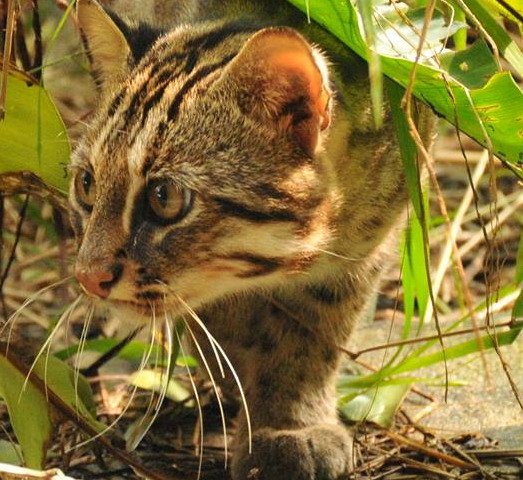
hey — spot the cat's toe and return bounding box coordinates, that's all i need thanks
[232,424,353,480]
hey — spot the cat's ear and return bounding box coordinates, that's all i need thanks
[76,0,132,91]
[224,27,332,157]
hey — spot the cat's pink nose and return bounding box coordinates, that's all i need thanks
[75,268,115,299]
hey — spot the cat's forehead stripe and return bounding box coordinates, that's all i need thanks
[165,53,236,121]
[101,23,257,155]
[104,22,252,130]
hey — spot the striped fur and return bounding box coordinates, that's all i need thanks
[71,1,434,479]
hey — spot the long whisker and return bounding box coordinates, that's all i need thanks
[174,294,252,454]
[20,295,83,398]
[312,247,361,262]
[127,307,174,450]
[155,280,226,378]
[1,275,73,341]
[173,314,204,480]
[69,309,158,452]
[183,316,228,468]
[126,304,160,450]
[74,303,95,407]
[44,299,85,400]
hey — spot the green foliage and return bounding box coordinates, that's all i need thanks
[130,369,193,404]
[0,74,70,193]
[338,383,410,428]
[0,440,22,465]
[0,354,51,469]
[55,338,198,367]
[289,0,523,174]
[461,0,523,72]
[0,352,101,468]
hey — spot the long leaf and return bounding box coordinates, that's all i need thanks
[0,350,103,469]
[0,354,51,469]
[0,75,70,193]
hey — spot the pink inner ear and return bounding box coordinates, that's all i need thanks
[227,28,331,156]
[269,43,331,155]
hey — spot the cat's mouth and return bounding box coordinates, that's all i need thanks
[106,298,182,320]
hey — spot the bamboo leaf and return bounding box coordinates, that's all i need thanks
[339,318,521,390]
[130,369,193,405]
[0,440,22,465]
[0,350,104,469]
[0,75,70,193]
[0,353,52,469]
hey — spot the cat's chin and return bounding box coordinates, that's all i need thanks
[105,299,180,325]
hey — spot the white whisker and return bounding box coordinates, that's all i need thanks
[155,280,226,378]
[173,314,204,480]
[174,295,252,454]
[126,305,160,450]
[183,316,228,468]
[74,303,95,405]
[1,276,73,341]
[312,247,361,262]
[20,295,83,399]
[69,309,157,452]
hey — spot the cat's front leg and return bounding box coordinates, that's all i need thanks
[227,300,354,480]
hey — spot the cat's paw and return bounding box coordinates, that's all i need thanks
[231,424,353,480]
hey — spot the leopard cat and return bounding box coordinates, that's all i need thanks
[71,0,434,478]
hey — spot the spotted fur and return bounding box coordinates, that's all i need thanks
[71,1,434,479]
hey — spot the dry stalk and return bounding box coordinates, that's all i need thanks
[0,0,15,119]
[401,0,449,401]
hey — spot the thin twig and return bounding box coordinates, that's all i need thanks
[0,195,29,318]
[423,149,491,383]
[30,0,42,82]
[0,197,6,319]
[386,430,478,470]
[345,319,518,359]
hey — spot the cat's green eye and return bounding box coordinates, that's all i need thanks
[147,180,193,223]
[75,169,96,210]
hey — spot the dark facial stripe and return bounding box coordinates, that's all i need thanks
[212,195,298,223]
[107,89,125,117]
[167,54,237,121]
[184,21,260,52]
[218,252,283,278]
[140,121,169,176]
[140,62,188,125]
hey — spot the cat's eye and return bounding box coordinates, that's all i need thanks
[75,169,96,210]
[147,180,193,223]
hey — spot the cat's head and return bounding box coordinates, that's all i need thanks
[71,0,337,320]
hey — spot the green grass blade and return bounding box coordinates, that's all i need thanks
[461,0,523,76]
[356,0,383,128]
